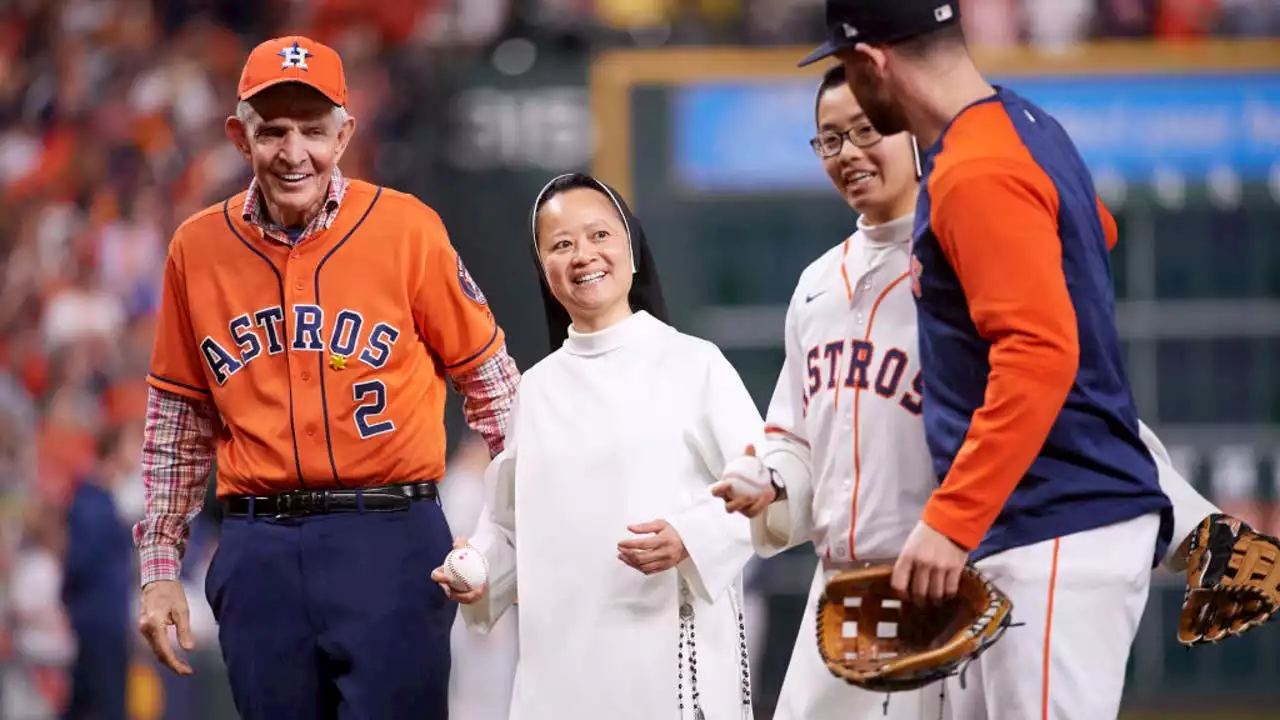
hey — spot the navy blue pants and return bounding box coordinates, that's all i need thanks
[205,498,455,719]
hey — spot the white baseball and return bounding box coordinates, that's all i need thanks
[444,547,489,592]
[721,455,770,497]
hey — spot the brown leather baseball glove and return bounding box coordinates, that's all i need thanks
[1179,513,1280,646]
[816,564,1014,693]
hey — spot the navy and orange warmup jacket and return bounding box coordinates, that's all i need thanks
[910,86,1174,564]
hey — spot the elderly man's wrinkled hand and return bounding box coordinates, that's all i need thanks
[139,580,196,675]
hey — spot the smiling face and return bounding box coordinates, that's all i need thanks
[816,81,919,225]
[225,83,355,227]
[534,186,634,334]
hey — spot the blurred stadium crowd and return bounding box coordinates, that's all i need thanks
[0,0,1276,718]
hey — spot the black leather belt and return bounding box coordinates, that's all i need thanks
[223,481,439,519]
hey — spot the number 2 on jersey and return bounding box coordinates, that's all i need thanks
[353,380,395,438]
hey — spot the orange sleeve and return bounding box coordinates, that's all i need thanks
[920,159,1080,550]
[147,238,212,400]
[1097,195,1118,251]
[411,206,504,375]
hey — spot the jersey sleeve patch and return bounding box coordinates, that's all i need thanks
[457,256,487,306]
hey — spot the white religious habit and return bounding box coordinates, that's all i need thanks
[461,310,760,719]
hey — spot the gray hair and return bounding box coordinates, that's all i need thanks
[235,100,350,130]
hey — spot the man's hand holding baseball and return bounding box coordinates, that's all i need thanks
[618,520,687,574]
[892,520,969,606]
[139,579,195,675]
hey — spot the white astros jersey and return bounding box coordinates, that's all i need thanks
[762,213,934,564]
[757,213,948,720]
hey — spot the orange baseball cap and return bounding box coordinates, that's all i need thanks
[237,36,347,106]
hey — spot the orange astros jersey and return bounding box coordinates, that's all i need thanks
[148,179,503,497]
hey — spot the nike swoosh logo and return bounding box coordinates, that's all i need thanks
[805,291,827,303]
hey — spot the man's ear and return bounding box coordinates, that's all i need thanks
[225,116,251,161]
[333,115,358,165]
[854,42,889,77]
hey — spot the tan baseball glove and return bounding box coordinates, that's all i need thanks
[816,564,1014,693]
[1179,513,1280,646]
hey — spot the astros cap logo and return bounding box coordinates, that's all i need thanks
[278,41,311,70]
[238,35,347,106]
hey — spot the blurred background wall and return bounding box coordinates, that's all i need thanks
[0,0,1277,718]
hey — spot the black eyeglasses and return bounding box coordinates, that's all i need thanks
[809,122,884,158]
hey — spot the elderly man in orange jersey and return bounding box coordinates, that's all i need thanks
[133,36,519,719]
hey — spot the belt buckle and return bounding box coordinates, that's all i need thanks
[274,491,321,519]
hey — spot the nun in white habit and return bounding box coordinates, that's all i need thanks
[436,173,761,719]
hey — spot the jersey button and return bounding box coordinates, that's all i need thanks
[294,282,304,291]
[307,427,316,437]
[301,371,311,381]
[855,312,865,323]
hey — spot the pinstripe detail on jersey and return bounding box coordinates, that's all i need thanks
[839,237,855,302]
[849,271,911,561]
[314,186,383,486]
[223,198,307,488]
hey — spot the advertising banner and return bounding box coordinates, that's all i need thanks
[672,73,1280,192]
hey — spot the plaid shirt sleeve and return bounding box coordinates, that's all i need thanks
[133,385,219,587]
[450,342,521,457]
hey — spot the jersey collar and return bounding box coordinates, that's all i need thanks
[242,166,349,246]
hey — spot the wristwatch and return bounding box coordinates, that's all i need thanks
[767,466,787,503]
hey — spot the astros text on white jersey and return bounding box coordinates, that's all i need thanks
[760,213,935,564]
